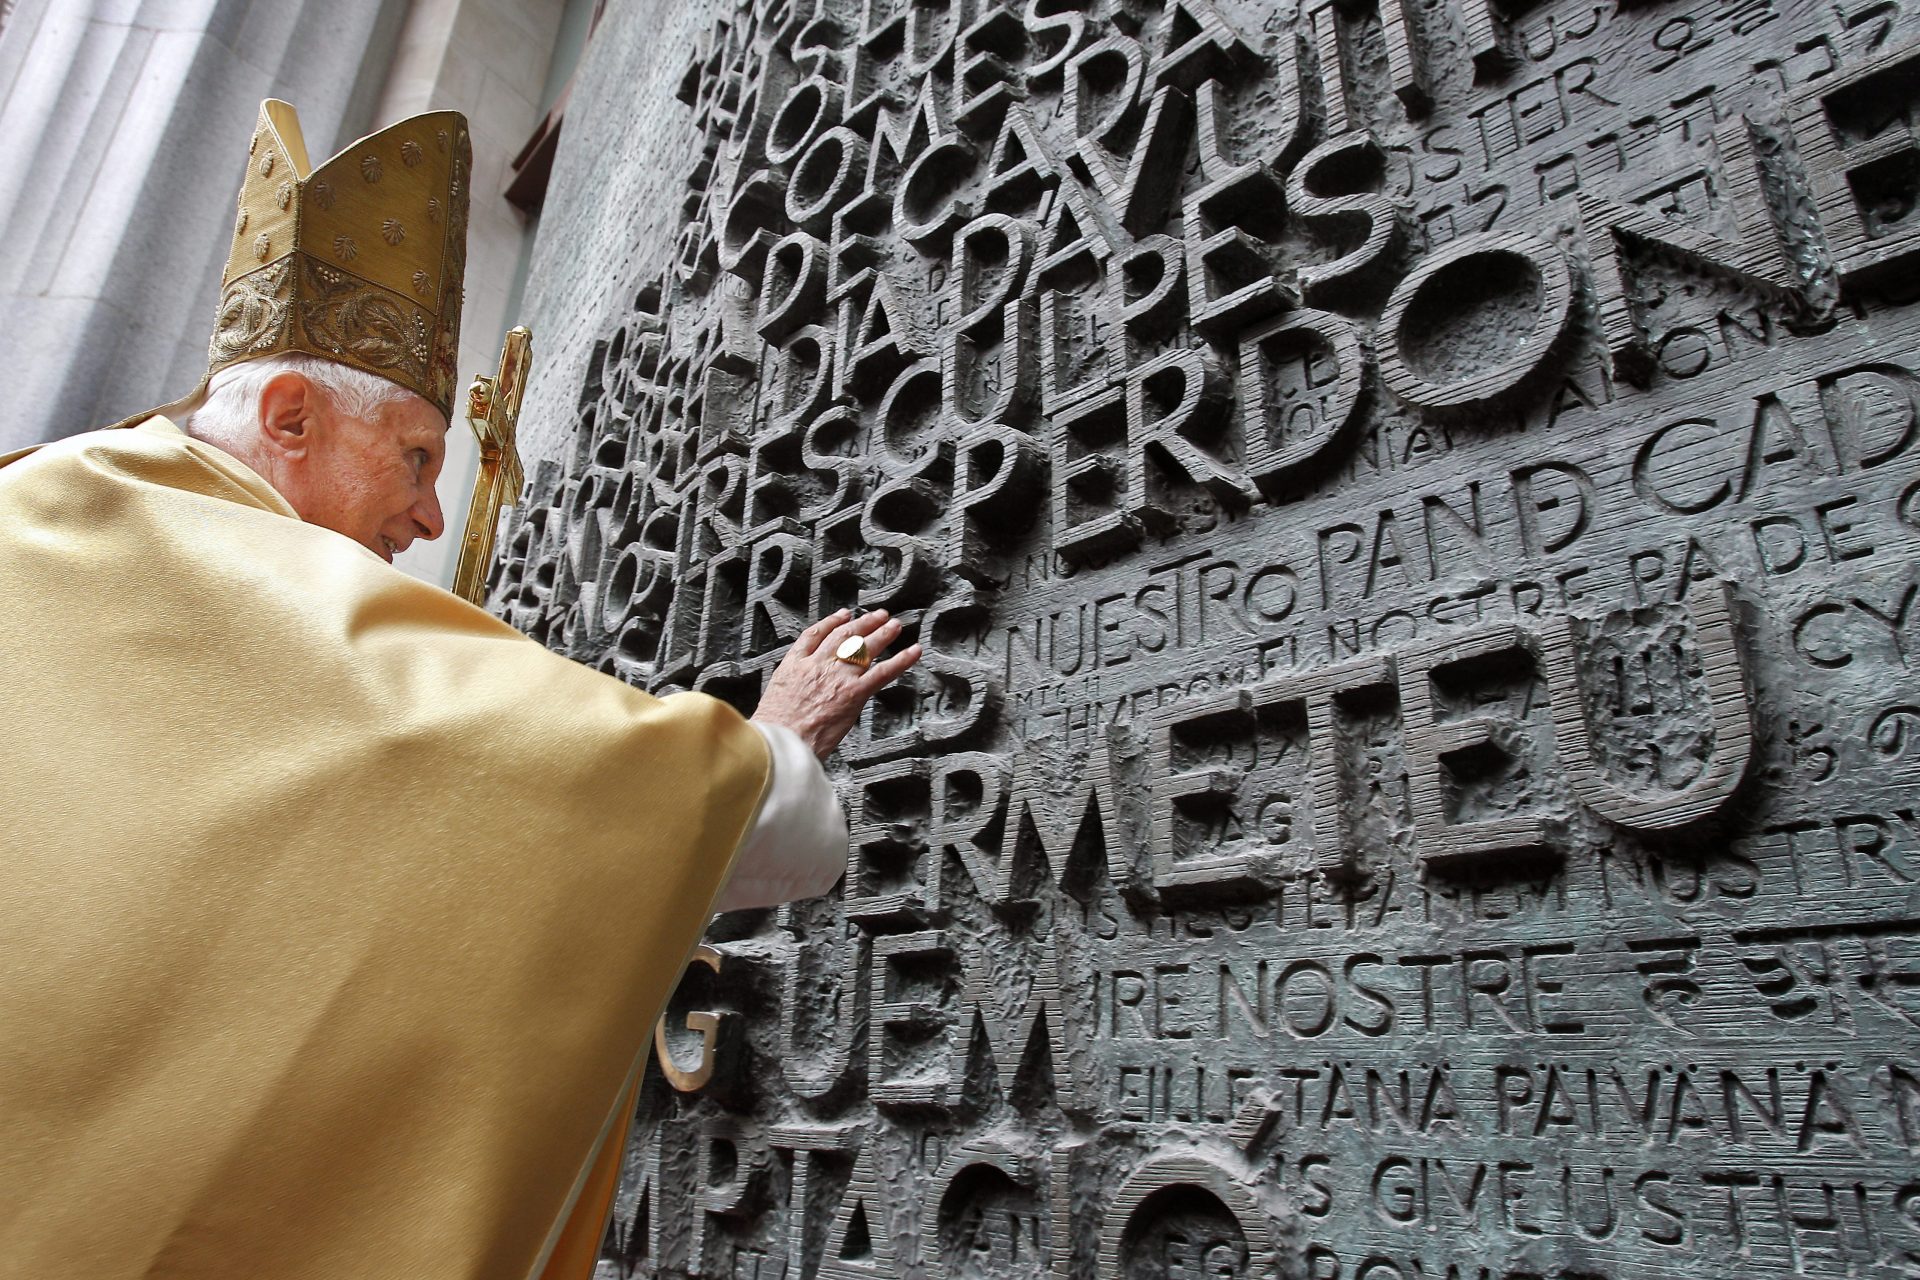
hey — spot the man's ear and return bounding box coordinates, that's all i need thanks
[256,372,323,459]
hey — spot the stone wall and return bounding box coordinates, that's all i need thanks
[505,1,1920,1275]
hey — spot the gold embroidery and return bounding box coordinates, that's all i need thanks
[300,258,433,386]
[209,254,438,399]
[209,257,296,366]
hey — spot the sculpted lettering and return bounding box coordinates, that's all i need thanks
[507,4,1920,1276]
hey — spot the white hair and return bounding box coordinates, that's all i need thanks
[184,353,418,444]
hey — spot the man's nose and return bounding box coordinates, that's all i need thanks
[413,487,445,542]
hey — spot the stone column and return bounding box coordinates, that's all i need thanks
[0,0,410,451]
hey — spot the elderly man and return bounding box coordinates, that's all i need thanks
[0,103,906,1278]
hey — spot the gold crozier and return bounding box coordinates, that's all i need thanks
[453,326,531,606]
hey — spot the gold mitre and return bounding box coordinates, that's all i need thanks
[121,100,472,427]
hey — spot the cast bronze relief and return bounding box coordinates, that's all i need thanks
[495,2,1920,1275]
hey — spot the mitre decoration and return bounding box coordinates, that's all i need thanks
[218,99,472,417]
[115,99,472,428]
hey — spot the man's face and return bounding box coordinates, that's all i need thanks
[257,373,449,563]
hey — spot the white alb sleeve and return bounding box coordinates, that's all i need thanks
[712,722,849,913]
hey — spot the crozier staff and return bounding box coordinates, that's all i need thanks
[0,101,915,1280]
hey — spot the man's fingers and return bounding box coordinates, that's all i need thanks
[794,608,850,658]
[845,608,893,638]
[823,608,889,654]
[860,617,904,658]
[863,643,921,688]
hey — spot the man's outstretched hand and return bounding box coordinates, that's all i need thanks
[752,609,922,760]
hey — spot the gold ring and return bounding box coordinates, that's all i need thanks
[834,635,872,670]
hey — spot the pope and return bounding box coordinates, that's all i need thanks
[0,102,914,1277]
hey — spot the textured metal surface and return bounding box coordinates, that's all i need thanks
[502,1,1920,1275]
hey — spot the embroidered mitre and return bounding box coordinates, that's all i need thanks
[217,100,472,417]
[115,100,472,427]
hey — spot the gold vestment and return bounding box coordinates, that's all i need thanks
[0,420,768,1277]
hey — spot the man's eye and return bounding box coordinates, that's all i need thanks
[411,449,429,472]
